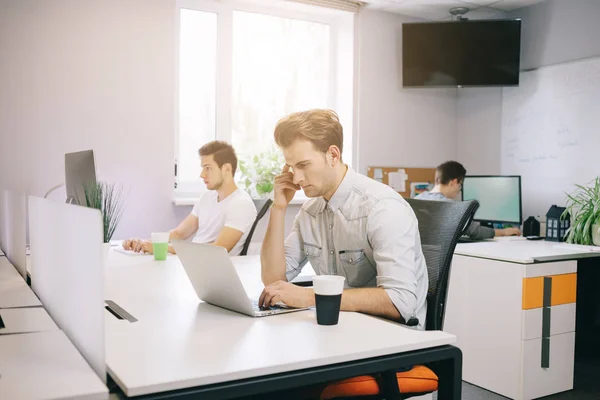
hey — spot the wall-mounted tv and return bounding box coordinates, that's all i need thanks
[402,19,521,88]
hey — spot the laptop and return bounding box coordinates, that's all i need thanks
[172,240,308,317]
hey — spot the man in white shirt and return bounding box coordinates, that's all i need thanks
[123,141,257,256]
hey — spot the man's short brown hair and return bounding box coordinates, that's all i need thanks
[435,161,467,185]
[274,109,343,155]
[199,141,238,175]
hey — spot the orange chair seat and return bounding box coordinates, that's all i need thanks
[320,365,438,399]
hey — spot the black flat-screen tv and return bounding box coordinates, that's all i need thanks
[402,19,521,88]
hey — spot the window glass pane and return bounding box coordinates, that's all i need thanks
[178,9,217,182]
[231,11,330,158]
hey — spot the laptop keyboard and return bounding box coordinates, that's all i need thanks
[251,299,279,311]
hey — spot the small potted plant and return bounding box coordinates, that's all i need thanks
[238,147,285,199]
[562,177,600,246]
[79,182,126,258]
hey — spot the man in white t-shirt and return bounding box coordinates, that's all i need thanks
[123,141,257,256]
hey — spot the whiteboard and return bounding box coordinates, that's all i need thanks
[501,56,600,220]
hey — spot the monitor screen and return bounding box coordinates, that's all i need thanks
[461,176,522,225]
[65,150,97,206]
[402,19,521,87]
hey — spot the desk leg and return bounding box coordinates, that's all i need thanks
[436,346,462,400]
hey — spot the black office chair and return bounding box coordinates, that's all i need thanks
[240,198,272,256]
[407,198,479,332]
[320,198,479,400]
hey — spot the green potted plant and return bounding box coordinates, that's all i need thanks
[78,182,126,261]
[562,177,600,246]
[238,147,285,199]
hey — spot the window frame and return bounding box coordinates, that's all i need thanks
[174,0,356,203]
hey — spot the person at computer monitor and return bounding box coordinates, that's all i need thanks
[259,109,428,329]
[122,141,257,256]
[416,161,520,240]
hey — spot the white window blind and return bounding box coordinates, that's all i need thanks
[287,0,362,13]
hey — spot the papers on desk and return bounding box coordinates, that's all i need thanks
[113,247,150,256]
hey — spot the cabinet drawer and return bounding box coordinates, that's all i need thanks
[522,273,577,310]
[522,332,575,400]
[521,303,576,340]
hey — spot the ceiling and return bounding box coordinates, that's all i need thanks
[362,0,547,21]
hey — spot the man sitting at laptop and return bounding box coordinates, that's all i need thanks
[123,141,257,256]
[259,110,428,328]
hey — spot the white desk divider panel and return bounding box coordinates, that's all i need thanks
[0,190,4,253]
[0,307,58,335]
[0,330,108,400]
[28,196,106,382]
[1,190,27,279]
[0,253,41,308]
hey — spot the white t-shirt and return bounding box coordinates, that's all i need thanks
[190,189,257,256]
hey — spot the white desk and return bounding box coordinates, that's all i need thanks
[446,239,600,400]
[455,239,600,264]
[0,307,58,335]
[0,330,108,399]
[0,257,41,308]
[105,251,461,399]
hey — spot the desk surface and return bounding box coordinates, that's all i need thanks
[104,251,456,397]
[0,257,41,308]
[455,239,600,264]
[0,330,108,400]
[0,307,58,335]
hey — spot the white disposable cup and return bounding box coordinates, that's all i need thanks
[313,275,345,295]
[151,232,170,243]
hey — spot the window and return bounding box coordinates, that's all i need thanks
[175,0,355,200]
[178,9,217,183]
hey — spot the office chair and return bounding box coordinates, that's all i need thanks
[320,198,479,400]
[240,198,272,256]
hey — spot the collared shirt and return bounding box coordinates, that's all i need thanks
[284,167,428,329]
[415,191,495,240]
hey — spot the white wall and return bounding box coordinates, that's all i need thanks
[457,0,600,185]
[513,0,600,71]
[456,88,503,174]
[356,10,458,175]
[0,0,190,240]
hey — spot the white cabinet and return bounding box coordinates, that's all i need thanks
[444,255,576,400]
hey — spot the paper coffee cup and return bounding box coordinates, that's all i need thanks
[313,275,345,325]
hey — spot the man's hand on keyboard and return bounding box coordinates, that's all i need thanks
[258,281,315,309]
[123,238,153,254]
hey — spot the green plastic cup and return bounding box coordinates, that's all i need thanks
[151,232,169,261]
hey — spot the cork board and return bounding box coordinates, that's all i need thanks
[367,166,436,198]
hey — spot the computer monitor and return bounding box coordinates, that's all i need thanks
[461,175,522,227]
[65,150,97,205]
